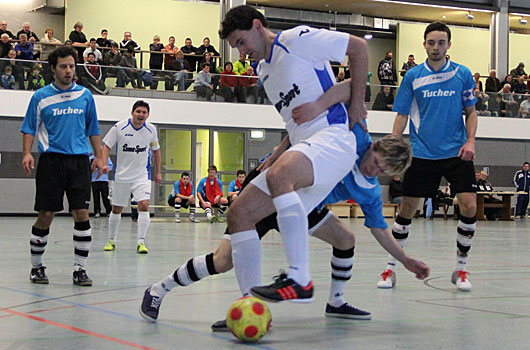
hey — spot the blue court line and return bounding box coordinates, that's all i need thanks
[0,286,278,350]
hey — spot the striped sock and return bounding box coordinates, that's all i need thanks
[205,207,212,219]
[455,215,476,271]
[329,247,354,307]
[189,206,196,219]
[386,215,411,272]
[30,226,49,267]
[174,202,181,219]
[73,221,91,271]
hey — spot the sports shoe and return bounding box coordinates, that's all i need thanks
[73,269,93,286]
[30,266,49,284]
[377,269,396,289]
[139,288,162,322]
[103,240,116,251]
[451,270,472,292]
[137,243,149,254]
[211,319,229,332]
[250,272,313,303]
[94,213,101,218]
[325,303,372,320]
[190,217,200,223]
[215,216,224,223]
[208,215,214,223]
[175,216,181,223]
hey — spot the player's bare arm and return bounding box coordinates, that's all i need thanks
[101,144,112,174]
[89,135,105,178]
[458,105,477,161]
[257,134,291,171]
[22,133,35,175]
[346,34,368,130]
[153,149,162,184]
[392,113,409,137]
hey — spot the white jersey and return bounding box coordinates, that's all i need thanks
[257,26,350,145]
[103,118,160,182]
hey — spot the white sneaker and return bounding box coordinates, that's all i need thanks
[94,213,101,218]
[190,217,200,223]
[174,216,181,223]
[451,270,472,292]
[377,269,396,289]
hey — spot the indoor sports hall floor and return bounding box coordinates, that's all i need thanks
[1,216,529,349]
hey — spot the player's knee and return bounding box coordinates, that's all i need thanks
[137,202,149,211]
[459,201,476,216]
[335,232,355,250]
[175,197,182,203]
[36,211,54,228]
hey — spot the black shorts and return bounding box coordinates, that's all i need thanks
[167,196,192,209]
[255,207,330,239]
[199,200,223,210]
[35,153,92,212]
[402,157,477,198]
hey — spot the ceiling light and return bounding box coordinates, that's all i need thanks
[521,17,528,25]
[466,12,474,20]
[442,15,446,19]
[364,34,373,40]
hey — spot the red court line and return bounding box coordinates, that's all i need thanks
[0,307,158,350]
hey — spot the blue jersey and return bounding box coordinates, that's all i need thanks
[321,123,388,229]
[20,82,100,155]
[228,179,242,193]
[89,155,113,182]
[168,180,195,200]
[197,177,224,199]
[392,60,476,160]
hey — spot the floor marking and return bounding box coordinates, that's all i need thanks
[413,300,530,318]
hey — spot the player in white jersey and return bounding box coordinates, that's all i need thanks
[101,100,161,254]
[218,5,368,302]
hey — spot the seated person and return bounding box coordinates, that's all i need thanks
[488,93,506,117]
[0,33,13,59]
[238,66,258,103]
[197,51,218,91]
[196,165,228,223]
[168,172,199,223]
[511,75,528,96]
[104,43,127,87]
[1,49,24,89]
[477,170,501,221]
[227,170,246,204]
[15,33,34,66]
[219,62,238,102]
[26,64,45,91]
[233,53,249,75]
[119,46,144,89]
[519,94,530,118]
[499,84,518,117]
[474,89,491,116]
[96,29,113,48]
[83,38,103,63]
[372,85,394,111]
[389,175,402,205]
[193,63,214,101]
[79,52,107,94]
[1,65,15,89]
[167,50,191,91]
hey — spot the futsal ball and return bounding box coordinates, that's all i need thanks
[226,296,272,342]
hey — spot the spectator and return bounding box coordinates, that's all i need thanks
[336,70,345,82]
[120,31,140,52]
[96,29,113,48]
[473,72,483,92]
[196,37,219,58]
[488,93,505,117]
[197,51,218,91]
[400,54,417,77]
[39,28,61,61]
[389,176,403,205]
[499,83,518,117]
[1,49,24,89]
[377,51,397,89]
[233,53,249,75]
[372,85,394,111]
[163,36,178,71]
[69,22,88,62]
[485,69,502,93]
[79,52,106,94]
[514,162,530,218]
[500,75,514,90]
[120,45,144,88]
[169,50,191,91]
[477,170,501,221]
[83,38,103,63]
[26,64,45,91]
[474,89,491,116]
[17,22,39,60]
[512,75,528,95]
[193,62,213,101]
[227,170,246,203]
[15,34,34,65]
[509,62,526,78]
[519,94,530,117]
[0,20,15,40]
[220,61,238,102]
[0,33,13,58]
[149,35,164,89]
[64,40,73,46]
[1,65,15,89]
[180,37,198,72]
[238,66,258,103]
[104,43,126,87]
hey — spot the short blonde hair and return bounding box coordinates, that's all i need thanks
[372,135,412,176]
[74,21,83,29]
[153,35,160,41]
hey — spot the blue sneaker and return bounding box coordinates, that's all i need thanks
[139,288,162,322]
[325,303,372,320]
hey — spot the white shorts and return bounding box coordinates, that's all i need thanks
[251,126,356,214]
[110,180,151,207]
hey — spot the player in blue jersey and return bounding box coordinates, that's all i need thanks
[374,22,478,292]
[168,172,199,223]
[196,165,229,223]
[20,46,105,287]
[89,153,113,218]
[227,170,246,203]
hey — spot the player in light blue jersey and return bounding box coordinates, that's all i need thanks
[20,46,105,287]
[167,172,199,223]
[227,170,246,204]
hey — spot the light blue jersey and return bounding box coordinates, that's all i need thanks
[168,179,195,201]
[21,82,100,155]
[228,179,242,193]
[89,155,113,182]
[197,177,223,199]
[321,123,388,229]
[392,60,476,160]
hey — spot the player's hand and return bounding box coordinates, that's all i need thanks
[214,196,220,204]
[403,258,430,280]
[92,157,106,179]
[458,141,475,161]
[348,102,368,131]
[155,173,162,185]
[292,101,324,125]
[257,152,279,171]
[22,153,34,176]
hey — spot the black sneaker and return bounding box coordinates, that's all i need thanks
[30,266,49,284]
[250,272,313,303]
[139,288,162,322]
[211,319,228,332]
[325,303,372,320]
[72,269,93,286]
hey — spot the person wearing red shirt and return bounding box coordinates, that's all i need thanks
[238,66,258,103]
[220,61,238,102]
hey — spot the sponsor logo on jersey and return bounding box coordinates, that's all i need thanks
[125,133,134,137]
[422,89,456,98]
[122,144,148,154]
[299,29,310,36]
[275,83,301,113]
[51,106,84,116]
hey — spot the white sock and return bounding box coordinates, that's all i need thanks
[151,274,178,298]
[231,230,261,296]
[386,221,409,272]
[273,192,310,286]
[138,211,150,244]
[109,212,121,241]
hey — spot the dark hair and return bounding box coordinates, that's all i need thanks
[169,36,175,40]
[126,45,135,53]
[236,170,246,176]
[32,64,40,71]
[111,42,118,48]
[89,38,96,43]
[201,62,209,69]
[219,5,268,39]
[48,46,78,68]
[224,61,233,70]
[132,100,150,113]
[181,171,190,178]
[524,162,530,166]
[208,165,218,172]
[408,54,414,57]
[64,39,72,45]
[185,37,191,41]
[87,52,95,57]
[424,21,451,42]
[101,29,108,34]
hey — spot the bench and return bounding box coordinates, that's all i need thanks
[326,202,398,219]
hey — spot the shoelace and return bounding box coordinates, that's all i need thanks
[380,270,392,280]
[35,267,46,278]
[270,271,289,288]
[458,271,469,282]
[150,297,161,309]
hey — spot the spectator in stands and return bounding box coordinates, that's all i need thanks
[220,61,238,102]
[120,46,144,89]
[120,31,140,52]
[500,75,514,90]
[400,54,417,77]
[180,38,198,72]
[488,93,505,117]
[39,28,61,61]
[15,34,34,67]
[499,84,518,117]
[519,94,530,117]
[336,70,345,82]
[233,53,249,75]
[514,162,530,218]
[1,49,24,89]
[198,51,218,91]
[83,38,102,63]
[477,170,501,221]
[79,52,106,94]
[372,85,394,111]
[510,62,526,78]
[485,69,502,93]
[389,176,403,205]
[474,89,491,116]
[196,37,219,58]
[473,72,483,91]
[169,50,191,91]
[163,36,178,71]
[512,75,528,95]
[228,170,246,204]
[96,29,113,48]
[17,22,39,60]
[377,51,397,89]
[1,65,15,89]
[104,43,126,87]
[238,66,258,103]
[0,33,13,58]
[64,40,73,46]
[0,20,15,40]
[69,22,88,62]
[149,35,164,90]
[197,165,228,223]
[193,62,213,101]
[27,64,45,91]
